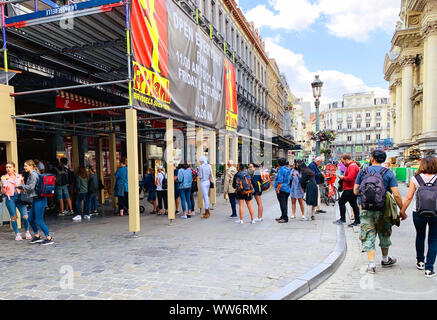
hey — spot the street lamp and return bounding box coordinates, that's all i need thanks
[311,75,324,156]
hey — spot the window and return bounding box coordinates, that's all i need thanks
[376,111,381,117]
[225,19,229,42]
[347,123,352,129]
[366,112,371,118]
[366,135,371,141]
[357,122,361,129]
[376,134,381,140]
[366,123,371,128]
[338,123,342,130]
[211,1,215,26]
[347,136,352,142]
[376,122,381,128]
[218,10,222,34]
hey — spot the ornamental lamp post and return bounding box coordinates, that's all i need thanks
[311,75,324,156]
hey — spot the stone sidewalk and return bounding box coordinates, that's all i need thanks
[0,190,339,300]
[301,183,437,300]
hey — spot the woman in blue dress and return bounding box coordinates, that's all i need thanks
[290,161,305,220]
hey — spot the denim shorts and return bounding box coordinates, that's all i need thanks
[56,185,70,200]
[147,190,157,201]
[360,210,392,251]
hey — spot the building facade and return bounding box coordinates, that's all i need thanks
[267,58,285,137]
[322,92,391,161]
[384,0,437,155]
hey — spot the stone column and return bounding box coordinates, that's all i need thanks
[389,83,396,142]
[394,79,402,146]
[422,23,437,144]
[401,57,415,145]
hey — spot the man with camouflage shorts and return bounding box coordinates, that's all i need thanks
[354,150,404,274]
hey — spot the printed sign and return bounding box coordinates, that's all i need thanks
[131,0,237,130]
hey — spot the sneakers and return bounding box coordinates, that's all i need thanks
[311,216,315,221]
[417,262,425,270]
[366,266,376,274]
[381,257,397,267]
[251,220,256,224]
[316,210,327,214]
[25,231,32,240]
[235,220,244,224]
[254,217,263,222]
[348,221,360,227]
[229,214,238,218]
[301,216,309,221]
[15,233,23,241]
[72,215,82,222]
[83,215,91,221]
[333,219,346,225]
[277,219,288,223]
[181,215,188,219]
[425,270,436,278]
[29,236,43,244]
[58,212,65,217]
[41,237,54,246]
[291,216,296,219]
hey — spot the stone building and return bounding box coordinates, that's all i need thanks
[322,92,391,161]
[384,0,437,155]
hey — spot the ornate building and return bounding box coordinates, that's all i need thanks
[384,0,437,154]
[322,92,391,161]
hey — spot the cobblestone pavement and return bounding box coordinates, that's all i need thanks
[0,190,338,300]
[302,183,437,300]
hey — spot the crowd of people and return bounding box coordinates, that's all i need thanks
[1,150,436,279]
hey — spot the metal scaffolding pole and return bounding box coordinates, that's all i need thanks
[16,117,112,134]
[1,2,8,85]
[72,117,164,127]
[10,79,130,97]
[16,123,107,138]
[11,105,131,119]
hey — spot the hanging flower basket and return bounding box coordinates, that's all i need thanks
[309,129,337,144]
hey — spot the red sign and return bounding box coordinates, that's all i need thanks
[55,91,121,115]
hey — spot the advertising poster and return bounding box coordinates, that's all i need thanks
[131,0,237,130]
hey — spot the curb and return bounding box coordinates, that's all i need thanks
[266,205,347,300]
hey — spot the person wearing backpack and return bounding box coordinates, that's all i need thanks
[299,162,318,221]
[52,159,73,217]
[250,163,264,222]
[354,149,403,274]
[190,165,198,214]
[400,155,437,278]
[156,166,168,215]
[18,160,53,245]
[290,161,305,220]
[232,163,255,224]
[274,158,291,224]
[224,160,238,218]
[333,154,360,226]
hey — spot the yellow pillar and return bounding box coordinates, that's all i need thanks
[96,138,105,204]
[126,108,140,233]
[109,133,117,209]
[196,127,204,211]
[72,136,79,173]
[224,134,230,200]
[0,85,20,229]
[209,130,216,205]
[231,134,238,163]
[166,119,175,221]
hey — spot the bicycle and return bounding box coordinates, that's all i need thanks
[321,177,339,206]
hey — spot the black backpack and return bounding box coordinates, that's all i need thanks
[54,166,68,186]
[415,175,437,218]
[359,168,389,211]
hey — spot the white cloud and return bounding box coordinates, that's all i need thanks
[245,0,320,32]
[265,38,388,105]
[245,0,399,42]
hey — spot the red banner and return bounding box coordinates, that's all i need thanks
[55,91,121,115]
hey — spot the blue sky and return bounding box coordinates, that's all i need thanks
[237,0,400,104]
